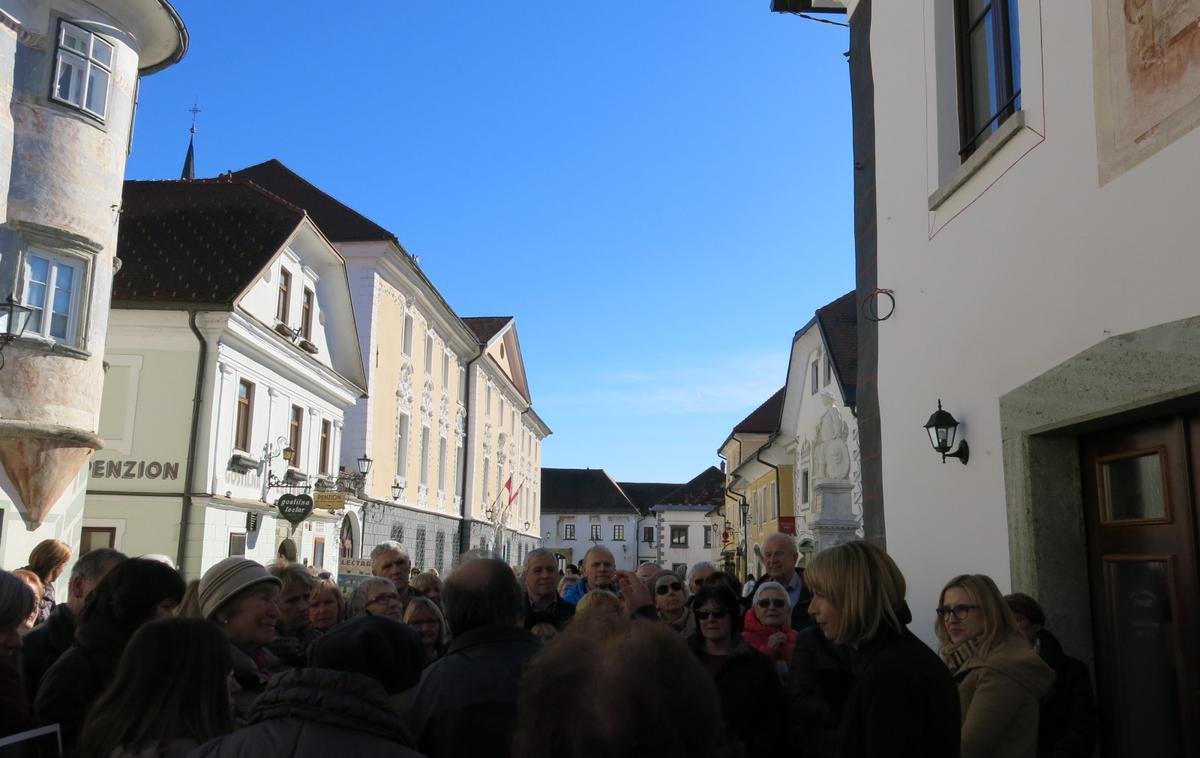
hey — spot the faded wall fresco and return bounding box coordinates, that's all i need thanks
[1094,0,1200,182]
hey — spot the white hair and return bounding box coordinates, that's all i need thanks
[370,541,409,562]
[686,561,716,584]
[752,580,792,608]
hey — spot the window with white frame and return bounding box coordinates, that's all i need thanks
[424,333,434,372]
[811,360,820,395]
[704,526,712,548]
[395,413,409,480]
[824,356,832,386]
[52,21,113,119]
[670,526,688,547]
[454,440,464,498]
[419,427,430,487]
[770,481,778,520]
[590,524,602,541]
[643,526,654,544]
[437,437,446,493]
[564,523,575,540]
[22,252,84,345]
[801,469,810,505]
[482,458,490,501]
[402,313,413,355]
[458,366,466,402]
[442,351,450,387]
[613,524,625,541]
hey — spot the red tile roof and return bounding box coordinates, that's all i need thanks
[114,179,305,305]
[815,290,858,407]
[462,316,513,345]
[732,387,786,435]
[231,159,397,244]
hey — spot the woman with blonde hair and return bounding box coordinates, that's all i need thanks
[308,577,346,634]
[804,540,960,758]
[410,571,443,608]
[23,538,71,625]
[404,595,449,664]
[936,574,1055,758]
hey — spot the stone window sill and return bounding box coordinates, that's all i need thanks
[929,110,1026,211]
[9,334,91,360]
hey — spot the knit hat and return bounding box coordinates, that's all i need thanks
[310,615,426,694]
[198,557,281,620]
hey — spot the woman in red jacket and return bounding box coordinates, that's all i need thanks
[741,581,797,677]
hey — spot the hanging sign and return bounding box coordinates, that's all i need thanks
[277,493,314,525]
[778,516,797,535]
[313,491,346,511]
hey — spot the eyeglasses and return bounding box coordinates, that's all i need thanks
[695,610,728,620]
[935,604,979,621]
[367,592,402,607]
[656,582,684,595]
[756,598,787,609]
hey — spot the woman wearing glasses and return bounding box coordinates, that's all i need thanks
[742,581,797,676]
[650,569,696,638]
[936,574,1054,758]
[349,577,405,622]
[805,540,959,758]
[689,583,784,754]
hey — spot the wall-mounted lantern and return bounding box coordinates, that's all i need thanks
[0,294,33,369]
[924,400,969,464]
[391,482,403,500]
[357,455,372,476]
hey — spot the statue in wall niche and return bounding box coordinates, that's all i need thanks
[812,393,851,482]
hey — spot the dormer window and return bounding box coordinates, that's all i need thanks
[52,21,113,120]
[276,269,291,325]
[301,288,314,340]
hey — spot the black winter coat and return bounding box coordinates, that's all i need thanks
[786,625,855,758]
[188,668,426,758]
[405,624,541,758]
[1035,630,1098,758]
[690,635,785,755]
[836,626,961,758]
[743,570,816,633]
[521,592,575,630]
[21,604,75,702]
[35,614,128,754]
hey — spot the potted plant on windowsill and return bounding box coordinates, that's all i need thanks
[298,338,319,355]
[274,322,296,340]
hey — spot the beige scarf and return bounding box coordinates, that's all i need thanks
[942,637,979,674]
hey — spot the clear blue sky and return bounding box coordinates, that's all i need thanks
[127,2,854,484]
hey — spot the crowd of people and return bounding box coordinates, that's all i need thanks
[0,534,1099,757]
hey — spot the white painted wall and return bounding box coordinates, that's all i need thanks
[539,512,638,570]
[869,0,1200,642]
[651,507,716,575]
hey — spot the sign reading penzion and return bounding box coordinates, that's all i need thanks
[90,459,181,480]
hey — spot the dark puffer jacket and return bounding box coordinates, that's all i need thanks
[690,634,785,754]
[188,668,426,758]
[785,626,855,758]
[35,613,127,753]
[1033,630,1096,758]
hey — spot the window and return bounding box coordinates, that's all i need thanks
[80,526,116,553]
[613,524,625,541]
[415,526,427,568]
[340,516,354,559]
[22,252,83,344]
[824,356,832,386]
[419,427,430,486]
[319,419,331,475]
[52,21,113,119]
[235,380,254,452]
[564,523,575,540]
[390,524,404,543]
[811,360,819,395]
[437,438,446,492]
[955,0,1021,160]
[801,469,810,505]
[458,366,467,402]
[704,526,712,548]
[288,405,303,467]
[482,458,490,500]
[313,537,325,569]
[486,384,493,414]
[395,414,409,479]
[643,526,654,544]
[442,352,450,386]
[435,531,446,572]
[770,482,778,520]
[301,288,314,340]
[670,526,688,547]
[276,269,291,324]
[454,441,464,497]
[402,313,413,355]
[424,333,434,372]
[228,532,247,557]
[590,524,602,541]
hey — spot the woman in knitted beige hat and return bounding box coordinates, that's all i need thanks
[197,557,282,724]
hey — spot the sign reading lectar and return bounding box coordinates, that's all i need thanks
[313,491,346,511]
[277,494,314,526]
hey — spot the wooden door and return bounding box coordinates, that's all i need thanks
[1080,414,1200,758]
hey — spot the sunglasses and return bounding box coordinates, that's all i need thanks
[695,609,728,621]
[756,598,787,609]
[656,582,683,595]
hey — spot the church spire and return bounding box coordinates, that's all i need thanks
[181,99,200,180]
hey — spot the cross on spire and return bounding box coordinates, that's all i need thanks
[181,98,199,180]
[188,99,201,134]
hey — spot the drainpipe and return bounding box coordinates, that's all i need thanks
[717,436,744,574]
[755,435,782,527]
[457,350,482,559]
[179,311,209,572]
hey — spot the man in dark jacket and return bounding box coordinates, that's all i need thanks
[190,616,427,757]
[520,548,574,629]
[743,533,814,632]
[21,548,123,701]
[406,557,541,758]
[1005,593,1098,758]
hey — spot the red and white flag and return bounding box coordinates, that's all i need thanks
[508,478,523,506]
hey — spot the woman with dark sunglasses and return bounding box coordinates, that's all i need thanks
[649,570,695,638]
[689,584,784,754]
[742,581,797,677]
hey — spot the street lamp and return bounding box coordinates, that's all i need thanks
[391,482,403,500]
[356,455,372,475]
[924,400,969,464]
[0,294,33,370]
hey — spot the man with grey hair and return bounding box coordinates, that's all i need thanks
[22,547,125,699]
[370,540,413,611]
[686,561,717,595]
[406,557,540,758]
[520,548,573,629]
[743,533,813,631]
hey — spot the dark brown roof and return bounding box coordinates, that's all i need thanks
[618,481,684,516]
[114,179,305,304]
[541,468,640,516]
[462,316,512,344]
[231,159,397,244]
[658,466,726,507]
[815,290,858,407]
[732,387,785,435]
